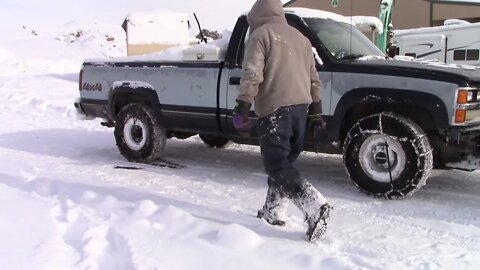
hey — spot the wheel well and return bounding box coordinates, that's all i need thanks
[340,101,436,145]
[112,92,152,119]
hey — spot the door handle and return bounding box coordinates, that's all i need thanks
[229,77,241,85]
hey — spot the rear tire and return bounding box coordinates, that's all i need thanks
[343,112,433,199]
[114,103,166,162]
[199,134,230,148]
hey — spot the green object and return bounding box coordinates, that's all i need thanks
[376,0,394,53]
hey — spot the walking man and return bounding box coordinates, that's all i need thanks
[232,0,333,242]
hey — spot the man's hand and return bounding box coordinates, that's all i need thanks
[308,114,327,138]
[307,101,327,139]
[233,100,253,136]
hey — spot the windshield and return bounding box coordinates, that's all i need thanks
[304,18,385,61]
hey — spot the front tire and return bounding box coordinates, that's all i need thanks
[343,113,433,199]
[114,103,166,162]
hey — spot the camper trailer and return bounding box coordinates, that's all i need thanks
[392,20,480,66]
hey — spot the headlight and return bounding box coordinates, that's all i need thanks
[467,91,474,102]
[455,88,480,124]
[457,88,478,104]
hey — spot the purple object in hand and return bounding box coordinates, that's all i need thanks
[233,100,253,136]
[233,114,253,135]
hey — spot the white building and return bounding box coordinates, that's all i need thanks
[122,11,190,56]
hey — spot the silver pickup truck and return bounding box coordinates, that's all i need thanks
[75,8,480,199]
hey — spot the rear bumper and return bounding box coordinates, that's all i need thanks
[442,126,480,170]
[74,98,108,120]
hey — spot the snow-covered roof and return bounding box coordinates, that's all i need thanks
[124,10,189,26]
[123,10,190,45]
[444,19,470,25]
[284,8,355,25]
[394,21,480,36]
[348,16,384,34]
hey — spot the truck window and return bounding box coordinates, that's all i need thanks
[454,50,466,61]
[303,18,384,61]
[454,49,479,61]
[239,17,325,65]
[234,27,249,66]
[467,49,479,61]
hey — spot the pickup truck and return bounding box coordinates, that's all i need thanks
[75,8,480,199]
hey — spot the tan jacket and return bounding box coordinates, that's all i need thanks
[237,0,322,118]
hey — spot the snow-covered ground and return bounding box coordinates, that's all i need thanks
[1,4,480,270]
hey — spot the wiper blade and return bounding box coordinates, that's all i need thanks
[337,54,365,61]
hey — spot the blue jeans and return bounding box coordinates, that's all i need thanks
[258,104,309,198]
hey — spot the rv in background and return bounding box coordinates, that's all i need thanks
[391,20,480,66]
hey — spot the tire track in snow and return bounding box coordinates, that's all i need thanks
[376,211,479,249]
[333,199,480,251]
[326,206,480,269]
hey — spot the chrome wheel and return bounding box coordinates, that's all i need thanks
[124,118,147,151]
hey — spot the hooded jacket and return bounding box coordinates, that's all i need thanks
[237,0,322,118]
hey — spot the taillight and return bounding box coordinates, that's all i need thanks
[79,69,83,91]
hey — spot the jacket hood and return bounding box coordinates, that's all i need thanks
[247,0,286,32]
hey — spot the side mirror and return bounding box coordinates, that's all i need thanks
[312,47,324,66]
[387,44,398,58]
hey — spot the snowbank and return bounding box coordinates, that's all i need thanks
[0,46,12,60]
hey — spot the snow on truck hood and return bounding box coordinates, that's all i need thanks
[362,55,479,71]
[348,58,480,83]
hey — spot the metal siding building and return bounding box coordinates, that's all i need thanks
[284,0,480,29]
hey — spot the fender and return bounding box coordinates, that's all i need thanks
[108,81,162,120]
[333,88,450,135]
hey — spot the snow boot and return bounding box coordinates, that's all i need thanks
[291,181,331,241]
[257,180,288,226]
[306,203,333,242]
